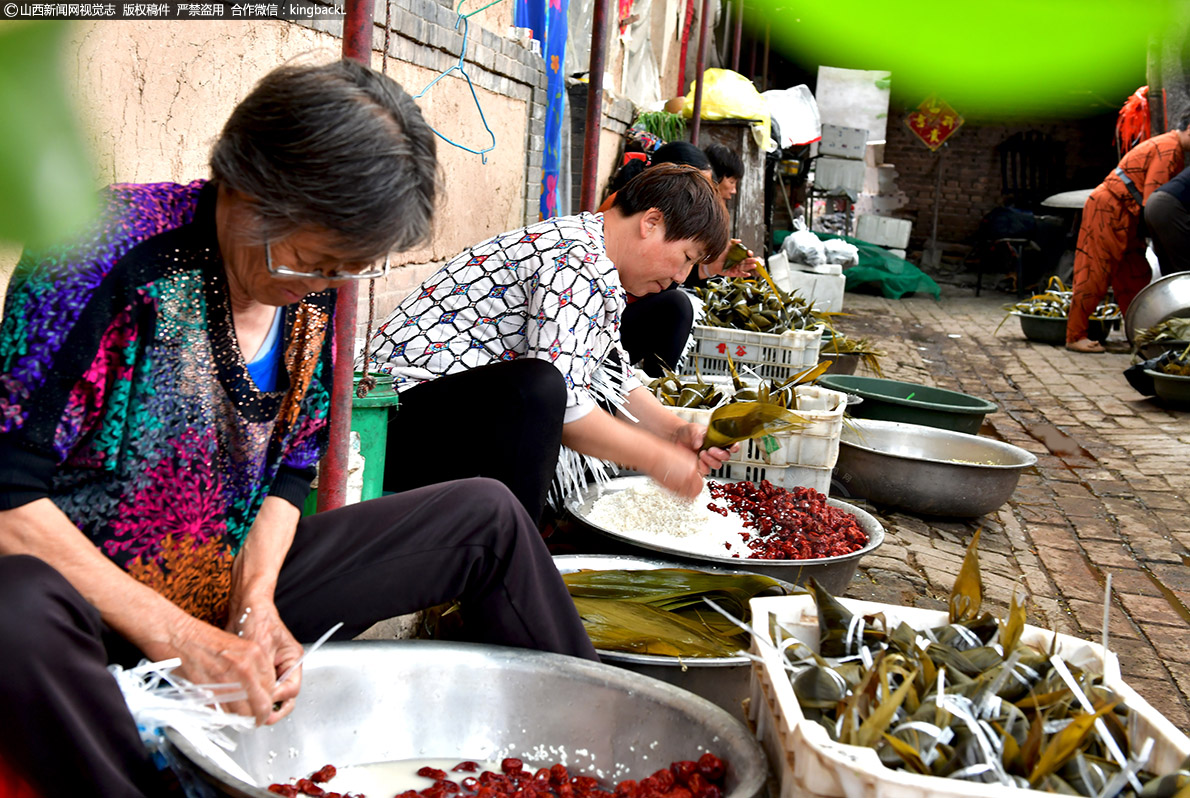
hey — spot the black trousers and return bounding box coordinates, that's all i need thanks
[619,289,695,378]
[383,359,566,524]
[0,478,595,797]
[1145,190,1190,276]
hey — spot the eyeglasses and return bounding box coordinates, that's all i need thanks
[265,239,390,281]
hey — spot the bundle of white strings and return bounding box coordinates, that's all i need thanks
[109,658,257,788]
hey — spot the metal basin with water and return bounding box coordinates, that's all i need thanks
[567,476,884,594]
[834,418,1037,517]
[553,554,799,725]
[167,641,768,798]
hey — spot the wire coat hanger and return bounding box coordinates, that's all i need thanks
[413,0,506,163]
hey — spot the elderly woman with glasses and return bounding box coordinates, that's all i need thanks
[0,59,595,797]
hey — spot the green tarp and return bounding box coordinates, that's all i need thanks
[773,230,941,300]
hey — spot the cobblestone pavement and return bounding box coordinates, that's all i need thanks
[834,287,1190,732]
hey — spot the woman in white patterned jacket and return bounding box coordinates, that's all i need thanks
[367,164,733,523]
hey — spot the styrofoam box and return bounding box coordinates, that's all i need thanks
[748,594,1190,798]
[784,270,845,314]
[814,157,866,195]
[710,460,832,496]
[818,124,869,160]
[887,248,907,260]
[693,325,824,382]
[855,214,912,249]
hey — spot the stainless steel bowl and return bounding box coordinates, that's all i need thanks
[834,419,1037,517]
[166,641,768,798]
[553,554,798,724]
[1125,272,1190,343]
[567,477,884,594]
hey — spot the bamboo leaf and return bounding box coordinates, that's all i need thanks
[701,401,807,451]
[1002,586,1028,653]
[949,529,984,623]
[1027,703,1118,787]
[882,733,931,775]
[571,597,738,657]
[856,667,918,748]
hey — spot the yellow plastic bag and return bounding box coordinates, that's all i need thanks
[682,69,773,151]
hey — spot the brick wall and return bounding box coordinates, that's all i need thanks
[882,106,1118,252]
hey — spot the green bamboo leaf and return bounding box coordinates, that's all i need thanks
[701,401,807,451]
[1002,587,1028,653]
[571,597,737,657]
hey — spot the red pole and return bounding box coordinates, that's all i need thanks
[580,0,611,211]
[731,0,743,72]
[689,0,711,145]
[317,0,373,513]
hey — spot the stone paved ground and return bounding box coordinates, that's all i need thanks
[834,286,1190,733]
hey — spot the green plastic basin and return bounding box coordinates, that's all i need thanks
[817,374,998,434]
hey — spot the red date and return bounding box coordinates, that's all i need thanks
[708,481,867,560]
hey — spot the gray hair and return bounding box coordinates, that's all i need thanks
[210,59,438,257]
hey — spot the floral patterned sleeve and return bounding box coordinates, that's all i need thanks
[523,247,624,423]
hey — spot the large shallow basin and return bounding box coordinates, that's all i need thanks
[1015,312,1117,345]
[554,554,798,724]
[816,374,997,434]
[167,640,768,798]
[1146,369,1190,407]
[834,419,1037,517]
[1125,272,1190,343]
[567,477,884,594]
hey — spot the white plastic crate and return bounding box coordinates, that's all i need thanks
[729,385,845,468]
[748,594,1190,798]
[709,460,832,496]
[693,325,824,382]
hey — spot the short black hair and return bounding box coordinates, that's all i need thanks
[703,143,743,182]
[651,141,712,171]
[612,163,728,262]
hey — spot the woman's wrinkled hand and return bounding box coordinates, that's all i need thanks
[225,597,304,725]
[164,613,284,726]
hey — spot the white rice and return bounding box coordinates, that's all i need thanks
[586,479,755,558]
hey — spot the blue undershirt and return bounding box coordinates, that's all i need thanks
[245,308,284,392]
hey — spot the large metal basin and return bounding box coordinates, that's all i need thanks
[567,477,884,594]
[554,554,799,725]
[167,641,767,798]
[834,419,1037,517]
[1125,272,1190,343]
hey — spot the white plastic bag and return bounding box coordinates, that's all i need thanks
[823,238,859,267]
[782,228,826,267]
[762,85,821,148]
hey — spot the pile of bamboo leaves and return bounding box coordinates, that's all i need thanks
[565,568,794,657]
[819,330,886,377]
[1135,318,1190,348]
[1000,277,1121,322]
[772,532,1189,796]
[695,276,824,334]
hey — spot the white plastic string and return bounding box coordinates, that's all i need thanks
[1048,655,1144,792]
[275,622,342,687]
[1101,572,1113,654]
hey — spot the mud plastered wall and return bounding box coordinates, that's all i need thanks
[0,9,545,333]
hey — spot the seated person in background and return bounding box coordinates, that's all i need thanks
[602,143,760,375]
[1144,164,1190,276]
[368,165,735,524]
[704,142,744,203]
[0,59,595,798]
